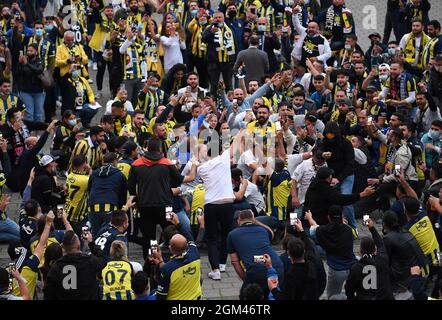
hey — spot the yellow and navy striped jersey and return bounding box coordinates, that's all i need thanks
[137,89,166,120]
[12,254,40,299]
[119,123,149,145]
[246,120,276,138]
[258,5,280,33]
[165,0,186,25]
[30,231,64,267]
[190,184,205,226]
[113,113,132,136]
[70,137,103,172]
[188,19,208,59]
[65,171,89,223]
[0,95,24,123]
[405,210,440,267]
[117,158,133,180]
[122,41,144,80]
[266,170,292,221]
[143,37,164,79]
[331,83,354,102]
[127,12,145,32]
[384,73,416,101]
[102,260,135,300]
[53,124,75,157]
[157,244,202,300]
[26,36,56,71]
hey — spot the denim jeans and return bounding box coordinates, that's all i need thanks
[20,91,46,122]
[326,267,350,299]
[256,215,279,230]
[0,218,21,242]
[340,175,357,229]
[175,209,192,240]
[76,104,98,128]
[88,211,112,237]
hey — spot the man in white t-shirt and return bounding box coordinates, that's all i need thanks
[291,149,326,216]
[197,143,235,281]
[237,149,258,180]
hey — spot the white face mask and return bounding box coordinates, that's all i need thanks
[345,44,352,51]
[379,74,388,82]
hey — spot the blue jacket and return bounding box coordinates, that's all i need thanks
[88,164,127,208]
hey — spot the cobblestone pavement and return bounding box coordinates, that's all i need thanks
[1,0,441,299]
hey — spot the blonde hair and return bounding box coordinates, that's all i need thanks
[110,240,128,261]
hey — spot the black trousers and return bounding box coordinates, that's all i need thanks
[138,206,170,259]
[204,203,234,270]
[188,55,209,89]
[207,62,233,97]
[95,51,112,92]
[383,11,405,44]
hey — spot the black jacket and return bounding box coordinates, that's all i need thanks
[17,130,50,193]
[128,152,184,207]
[304,179,360,225]
[31,167,63,213]
[43,252,103,300]
[383,229,427,286]
[17,57,44,93]
[345,227,394,300]
[319,122,355,181]
[272,261,318,300]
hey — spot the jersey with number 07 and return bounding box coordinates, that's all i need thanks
[65,172,89,223]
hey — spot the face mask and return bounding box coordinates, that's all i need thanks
[379,74,388,82]
[35,29,44,37]
[72,70,80,78]
[293,104,303,111]
[191,9,198,16]
[345,44,352,51]
[257,25,267,32]
[203,120,210,129]
[388,48,396,56]
[218,22,224,28]
[67,119,77,127]
[326,133,335,140]
[228,10,236,18]
[434,66,442,73]
[137,23,143,31]
[430,129,440,140]
[199,19,207,26]
[149,86,157,91]
[44,24,54,32]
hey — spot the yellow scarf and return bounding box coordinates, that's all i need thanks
[404,32,430,69]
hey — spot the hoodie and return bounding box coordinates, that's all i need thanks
[31,166,62,213]
[88,164,127,209]
[128,152,184,207]
[319,121,355,182]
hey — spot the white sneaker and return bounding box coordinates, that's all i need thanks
[88,78,93,84]
[95,91,102,99]
[208,270,221,280]
[219,264,226,273]
[56,100,62,108]
[93,62,98,71]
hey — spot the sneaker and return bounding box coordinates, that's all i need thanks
[56,100,62,108]
[95,91,103,99]
[208,270,221,280]
[219,264,226,273]
[93,62,98,71]
[88,78,93,84]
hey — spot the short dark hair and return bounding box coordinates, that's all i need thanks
[336,69,349,77]
[403,196,420,216]
[24,199,40,217]
[132,271,150,295]
[411,17,423,25]
[428,20,441,30]
[72,154,87,169]
[231,168,243,182]
[242,283,264,300]
[187,71,199,78]
[293,91,306,99]
[383,210,400,231]
[111,210,128,227]
[103,152,118,164]
[313,74,325,82]
[100,115,114,125]
[133,109,145,117]
[432,119,442,129]
[146,138,163,153]
[62,109,75,120]
[360,237,376,256]
[391,112,404,123]
[287,238,305,260]
[89,125,105,136]
[111,100,125,109]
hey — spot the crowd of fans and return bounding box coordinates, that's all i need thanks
[0,0,441,301]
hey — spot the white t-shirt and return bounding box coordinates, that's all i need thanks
[237,150,258,180]
[181,160,202,192]
[197,150,235,204]
[160,35,185,73]
[105,99,134,114]
[244,182,265,213]
[287,154,304,176]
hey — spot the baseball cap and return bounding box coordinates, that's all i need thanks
[366,85,378,92]
[379,63,391,71]
[329,205,343,219]
[39,155,58,166]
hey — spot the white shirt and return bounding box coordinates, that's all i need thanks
[181,160,202,193]
[399,33,422,66]
[237,150,258,180]
[197,150,235,204]
[292,159,324,204]
[160,35,185,74]
[244,182,265,213]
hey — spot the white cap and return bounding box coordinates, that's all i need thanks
[39,155,56,166]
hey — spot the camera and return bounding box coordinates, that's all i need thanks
[253,255,265,263]
[165,206,173,221]
[363,215,370,226]
[196,207,203,217]
[289,212,298,226]
[149,240,158,256]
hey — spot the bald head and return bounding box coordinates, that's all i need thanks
[25,136,38,149]
[257,17,267,25]
[64,31,75,47]
[170,234,188,255]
